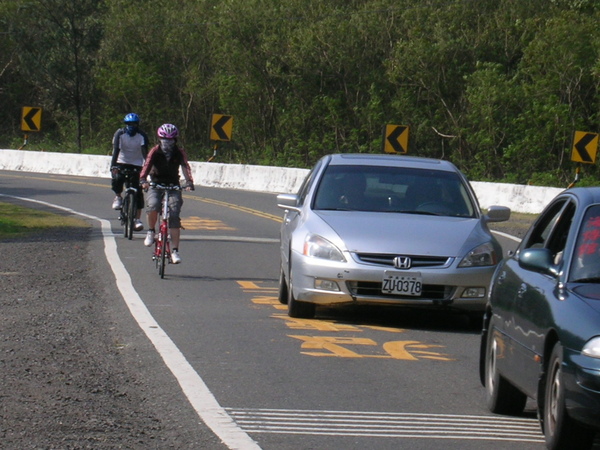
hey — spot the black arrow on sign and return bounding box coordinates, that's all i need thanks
[24,108,40,131]
[575,133,595,163]
[387,126,407,153]
[212,115,232,140]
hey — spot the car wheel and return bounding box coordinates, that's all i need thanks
[484,326,527,415]
[542,343,595,450]
[278,267,288,305]
[287,273,315,319]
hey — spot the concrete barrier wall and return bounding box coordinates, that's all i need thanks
[0,149,563,214]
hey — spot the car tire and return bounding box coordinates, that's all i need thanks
[287,273,316,319]
[484,326,527,415]
[542,342,595,450]
[278,267,288,305]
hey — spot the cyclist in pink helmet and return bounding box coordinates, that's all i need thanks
[140,123,194,264]
[157,123,178,139]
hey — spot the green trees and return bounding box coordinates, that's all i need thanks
[7,0,104,152]
[2,0,600,185]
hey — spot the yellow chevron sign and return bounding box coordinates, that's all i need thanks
[572,131,599,164]
[21,107,43,132]
[383,124,409,154]
[210,114,233,141]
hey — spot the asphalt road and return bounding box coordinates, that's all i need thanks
[1,170,545,450]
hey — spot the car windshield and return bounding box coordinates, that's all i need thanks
[570,205,600,283]
[312,164,476,217]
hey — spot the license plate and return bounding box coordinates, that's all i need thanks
[382,271,422,296]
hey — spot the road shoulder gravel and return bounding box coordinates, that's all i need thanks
[0,224,225,449]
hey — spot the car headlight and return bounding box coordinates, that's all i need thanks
[458,242,497,267]
[303,234,346,262]
[582,337,600,359]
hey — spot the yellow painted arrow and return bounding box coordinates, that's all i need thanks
[181,216,236,231]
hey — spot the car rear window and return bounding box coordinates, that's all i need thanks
[313,165,475,217]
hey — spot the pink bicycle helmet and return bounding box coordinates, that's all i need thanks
[157,123,178,139]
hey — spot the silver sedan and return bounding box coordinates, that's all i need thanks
[277,153,511,319]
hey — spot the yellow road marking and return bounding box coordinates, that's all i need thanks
[274,314,372,332]
[237,279,454,361]
[291,336,454,360]
[197,197,282,223]
[182,216,236,231]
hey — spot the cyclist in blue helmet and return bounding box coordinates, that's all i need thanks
[110,113,149,231]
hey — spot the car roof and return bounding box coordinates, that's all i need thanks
[564,187,600,205]
[325,153,459,172]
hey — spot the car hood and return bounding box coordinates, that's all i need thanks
[573,285,600,315]
[315,211,486,256]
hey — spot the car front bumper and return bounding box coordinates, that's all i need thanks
[290,251,494,312]
[564,351,600,430]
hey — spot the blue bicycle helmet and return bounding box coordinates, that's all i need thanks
[124,113,140,123]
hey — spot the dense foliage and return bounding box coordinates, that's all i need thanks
[2,0,600,186]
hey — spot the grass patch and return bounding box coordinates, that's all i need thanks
[0,202,88,239]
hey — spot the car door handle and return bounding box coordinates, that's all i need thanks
[517,283,527,298]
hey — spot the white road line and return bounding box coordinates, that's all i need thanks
[226,408,544,443]
[1,195,260,450]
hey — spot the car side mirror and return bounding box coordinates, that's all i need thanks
[484,205,511,223]
[277,193,301,212]
[519,248,559,277]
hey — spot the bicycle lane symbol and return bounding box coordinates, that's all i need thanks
[236,280,454,361]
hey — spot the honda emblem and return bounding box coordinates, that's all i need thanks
[394,256,412,269]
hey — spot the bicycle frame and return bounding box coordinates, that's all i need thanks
[150,183,180,278]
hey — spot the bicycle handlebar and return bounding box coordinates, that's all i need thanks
[113,166,140,173]
[149,182,182,191]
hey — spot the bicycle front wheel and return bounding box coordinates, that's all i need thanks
[122,194,131,239]
[159,229,168,278]
[126,192,137,240]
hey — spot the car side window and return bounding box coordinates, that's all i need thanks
[522,198,574,263]
[545,202,574,263]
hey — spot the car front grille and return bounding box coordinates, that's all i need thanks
[349,282,454,301]
[356,253,451,268]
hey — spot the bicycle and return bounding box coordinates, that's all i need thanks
[149,183,181,278]
[117,166,141,240]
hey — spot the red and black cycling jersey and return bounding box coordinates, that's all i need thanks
[139,145,194,186]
